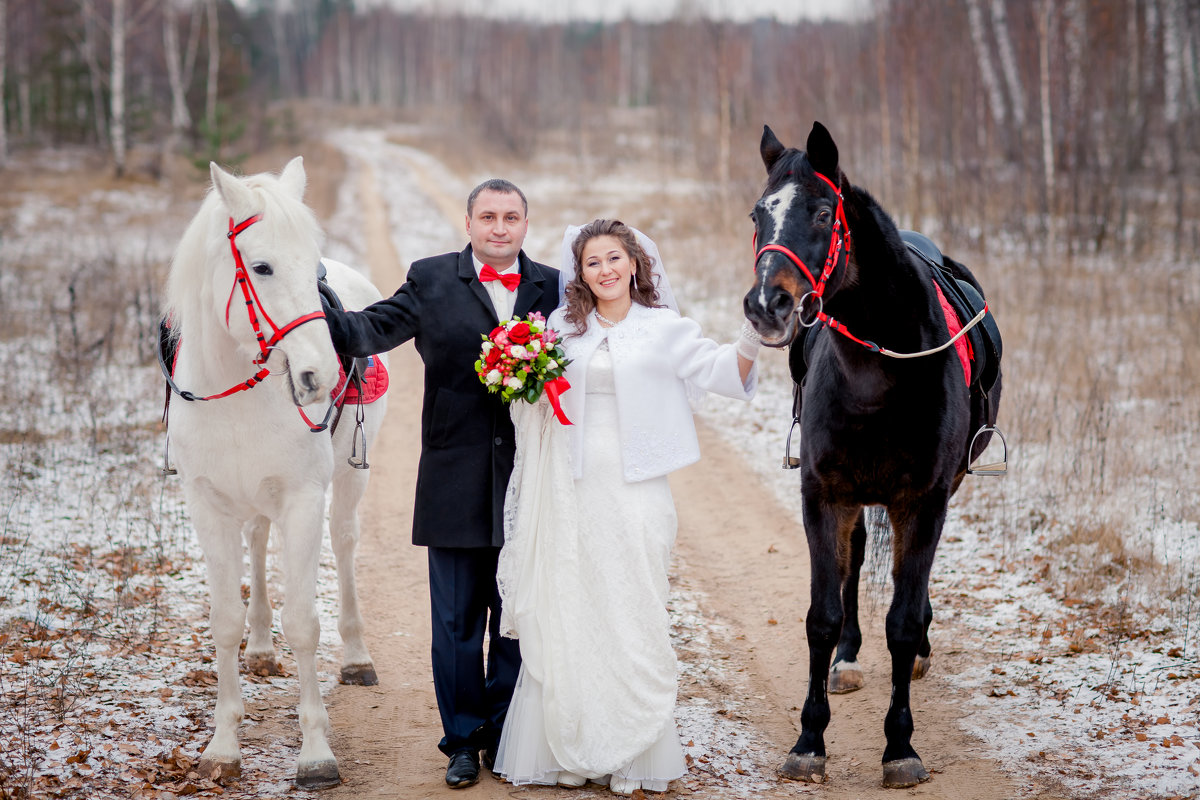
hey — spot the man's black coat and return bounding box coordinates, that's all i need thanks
[324,245,560,548]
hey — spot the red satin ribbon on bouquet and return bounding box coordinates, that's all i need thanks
[543,376,572,425]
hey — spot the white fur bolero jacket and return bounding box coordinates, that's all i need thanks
[547,303,756,482]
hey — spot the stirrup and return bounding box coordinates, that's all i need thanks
[967,424,1007,476]
[782,417,801,470]
[346,403,370,470]
[161,436,177,477]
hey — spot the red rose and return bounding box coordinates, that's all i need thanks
[508,322,532,345]
[485,347,502,367]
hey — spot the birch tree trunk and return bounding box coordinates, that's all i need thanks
[111,0,128,176]
[81,2,109,147]
[990,0,1026,128]
[206,0,219,135]
[1163,0,1186,257]
[337,8,352,102]
[964,0,1007,128]
[876,10,892,205]
[1035,0,1055,253]
[0,0,7,168]
[164,2,193,135]
[270,3,293,96]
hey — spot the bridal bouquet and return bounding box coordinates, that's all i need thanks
[476,313,572,422]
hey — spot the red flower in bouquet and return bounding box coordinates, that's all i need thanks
[475,312,572,423]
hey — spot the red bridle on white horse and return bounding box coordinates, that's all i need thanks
[161,213,343,432]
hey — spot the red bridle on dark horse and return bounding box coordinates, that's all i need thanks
[751,171,991,361]
[160,214,342,432]
[752,170,885,352]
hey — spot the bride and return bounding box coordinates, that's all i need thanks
[494,219,761,795]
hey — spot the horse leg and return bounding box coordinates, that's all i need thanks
[243,516,283,677]
[779,500,857,784]
[879,498,946,789]
[829,509,866,694]
[193,510,248,780]
[329,464,377,685]
[912,596,933,680]
[278,495,340,789]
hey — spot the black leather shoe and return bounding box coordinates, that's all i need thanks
[445,750,480,789]
[481,745,498,775]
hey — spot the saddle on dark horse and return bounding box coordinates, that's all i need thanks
[787,230,1003,469]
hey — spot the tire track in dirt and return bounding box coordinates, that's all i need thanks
[317,137,1035,800]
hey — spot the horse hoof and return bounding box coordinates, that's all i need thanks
[912,654,932,680]
[295,759,341,789]
[828,661,864,694]
[198,756,241,781]
[244,653,284,677]
[778,752,826,783]
[340,664,378,686]
[882,757,929,788]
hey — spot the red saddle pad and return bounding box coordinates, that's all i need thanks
[336,355,389,405]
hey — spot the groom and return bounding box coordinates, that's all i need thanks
[321,179,560,788]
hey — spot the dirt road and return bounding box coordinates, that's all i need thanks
[312,147,1039,800]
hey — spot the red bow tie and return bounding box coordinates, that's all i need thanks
[480,264,521,291]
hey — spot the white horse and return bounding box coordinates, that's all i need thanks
[163,157,387,788]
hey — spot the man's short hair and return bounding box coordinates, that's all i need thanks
[467,179,528,218]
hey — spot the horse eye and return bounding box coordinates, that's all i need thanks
[252,262,273,276]
[816,209,832,226]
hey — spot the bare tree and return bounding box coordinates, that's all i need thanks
[78,0,157,176]
[205,0,218,134]
[1163,0,1186,256]
[164,1,201,148]
[876,8,893,205]
[0,0,7,168]
[990,0,1026,128]
[1035,0,1056,252]
[964,0,1007,127]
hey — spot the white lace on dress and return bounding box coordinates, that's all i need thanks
[496,340,686,789]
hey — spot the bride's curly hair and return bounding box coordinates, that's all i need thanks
[562,219,662,336]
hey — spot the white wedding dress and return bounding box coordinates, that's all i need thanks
[495,340,687,791]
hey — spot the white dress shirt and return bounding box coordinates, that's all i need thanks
[473,254,520,322]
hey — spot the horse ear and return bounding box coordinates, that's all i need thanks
[805,121,839,179]
[761,125,786,173]
[209,161,259,222]
[279,156,307,201]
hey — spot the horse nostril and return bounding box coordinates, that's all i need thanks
[299,370,319,393]
[766,290,794,321]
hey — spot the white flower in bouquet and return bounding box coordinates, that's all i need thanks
[486,369,503,385]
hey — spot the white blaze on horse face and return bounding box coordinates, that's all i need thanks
[763,183,797,246]
[756,183,798,309]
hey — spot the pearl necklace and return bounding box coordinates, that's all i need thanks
[595,309,625,327]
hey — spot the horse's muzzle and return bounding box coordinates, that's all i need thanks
[743,287,797,348]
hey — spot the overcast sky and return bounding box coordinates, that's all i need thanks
[297,0,873,24]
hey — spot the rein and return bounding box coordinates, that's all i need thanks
[160,213,343,433]
[754,172,988,359]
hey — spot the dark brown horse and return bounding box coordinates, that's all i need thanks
[742,122,1002,788]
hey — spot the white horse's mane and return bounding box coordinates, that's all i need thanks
[164,168,324,346]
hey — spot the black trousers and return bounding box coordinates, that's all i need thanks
[427,546,522,756]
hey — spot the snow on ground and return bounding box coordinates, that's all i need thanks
[2,129,1198,799]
